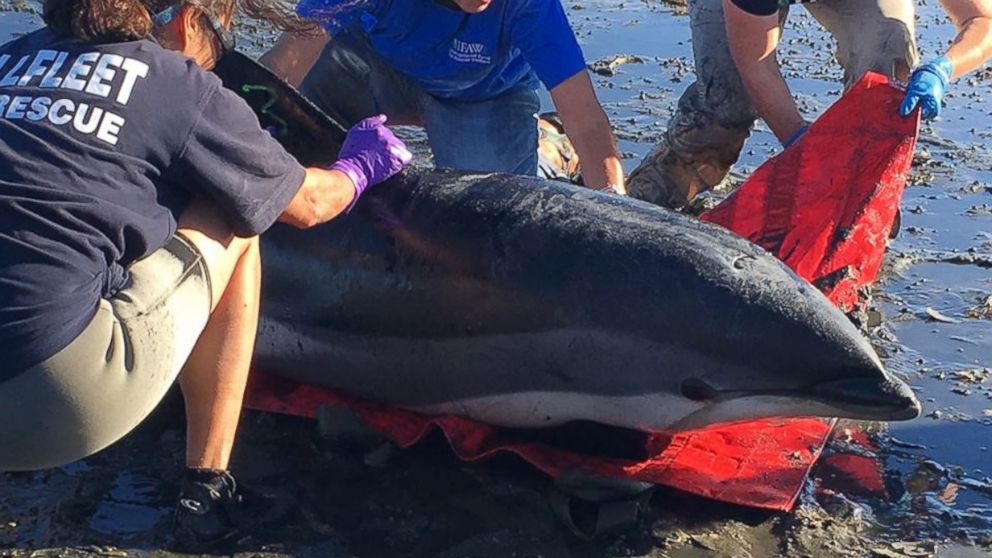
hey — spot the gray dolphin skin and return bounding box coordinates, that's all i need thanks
[252,172,920,431]
[215,52,922,432]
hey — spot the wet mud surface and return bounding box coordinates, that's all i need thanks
[2,0,991,556]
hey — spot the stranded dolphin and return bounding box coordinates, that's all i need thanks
[214,52,921,432]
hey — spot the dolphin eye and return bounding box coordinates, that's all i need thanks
[681,378,717,402]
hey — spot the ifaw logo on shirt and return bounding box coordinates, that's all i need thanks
[449,38,491,65]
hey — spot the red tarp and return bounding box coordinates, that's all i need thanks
[700,72,919,314]
[244,72,919,511]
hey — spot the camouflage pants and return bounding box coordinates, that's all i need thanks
[627,0,918,209]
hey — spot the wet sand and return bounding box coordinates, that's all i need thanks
[1,1,991,556]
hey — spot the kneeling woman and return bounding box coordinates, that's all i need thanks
[0,0,411,546]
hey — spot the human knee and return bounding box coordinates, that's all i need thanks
[669,82,755,155]
[176,200,261,309]
[839,22,917,87]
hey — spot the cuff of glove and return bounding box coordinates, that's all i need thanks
[782,124,809,148]
[923,56,954,87]
[330,158,368,212]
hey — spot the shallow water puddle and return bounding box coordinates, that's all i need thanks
[88,472,168,536]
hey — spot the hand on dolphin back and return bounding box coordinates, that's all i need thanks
[330,115,413,210]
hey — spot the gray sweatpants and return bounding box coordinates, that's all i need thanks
[627,0,918,208]
[0,235,210,471]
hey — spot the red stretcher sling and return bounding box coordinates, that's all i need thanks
[245,72,919,511]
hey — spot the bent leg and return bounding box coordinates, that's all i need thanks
[0,198,262,473]
[806,0,917,87]
[422,87,541,176]
[175,199,261,471]
[628,0,769,208]
[0,237,210,471]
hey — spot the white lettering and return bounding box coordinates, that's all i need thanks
[72,103,103,134]
[448,39,492,65]
[85,54,122,98]
[62,52,99,91]
[0,55,30,87]
[2,89,129,146]
[17,50,57,87]
[48,98,73,125]
[96,111,124,145]
[26,96,52,121]
[116,58,149,104]
[40,51,68,88]
[5,95,30,119]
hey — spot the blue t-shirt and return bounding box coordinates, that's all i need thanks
[0,29,306,380]
[297,0,587,100]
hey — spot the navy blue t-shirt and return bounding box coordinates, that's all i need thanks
[730,0,780,16]
[0,28,306,380]
[297,0,587,100]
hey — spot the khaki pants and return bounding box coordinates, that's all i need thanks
[627,0,918,208]
[0,235,211,471]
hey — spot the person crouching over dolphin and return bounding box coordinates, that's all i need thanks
[260,0,626,195]
[0,0,411,549]
[626,0,992,210]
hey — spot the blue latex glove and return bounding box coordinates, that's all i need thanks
[782,124,809,148]
[900,56,954,121]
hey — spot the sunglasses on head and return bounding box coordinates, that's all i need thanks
[152,3,236,57]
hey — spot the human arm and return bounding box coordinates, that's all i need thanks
[722,0,806,145]
[901,0,992,119]
[280,115,413,228]
[549,71,624,193]
[260,31,331,88]
[278,167,358,227]
[940,0,992,79]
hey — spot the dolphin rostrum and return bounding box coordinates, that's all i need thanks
[215,52,921,432]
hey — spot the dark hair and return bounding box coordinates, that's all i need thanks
[43,0,318,43]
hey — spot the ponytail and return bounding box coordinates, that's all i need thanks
[43,0,153,42]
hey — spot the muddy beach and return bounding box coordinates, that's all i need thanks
[1,0,991,556]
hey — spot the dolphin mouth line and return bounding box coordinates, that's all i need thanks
[680,377,921,420]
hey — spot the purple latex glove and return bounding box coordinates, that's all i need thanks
[330,115,413,210]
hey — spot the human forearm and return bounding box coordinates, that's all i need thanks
[280,115,413,227]
[260,31,330,88]
[944,15,992,78]
[549,71,625,191]
[902,0,992,120]
[739,60,805,143]
[278,168,357,228]
[723,0,805,144]
[569,119,625,192]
